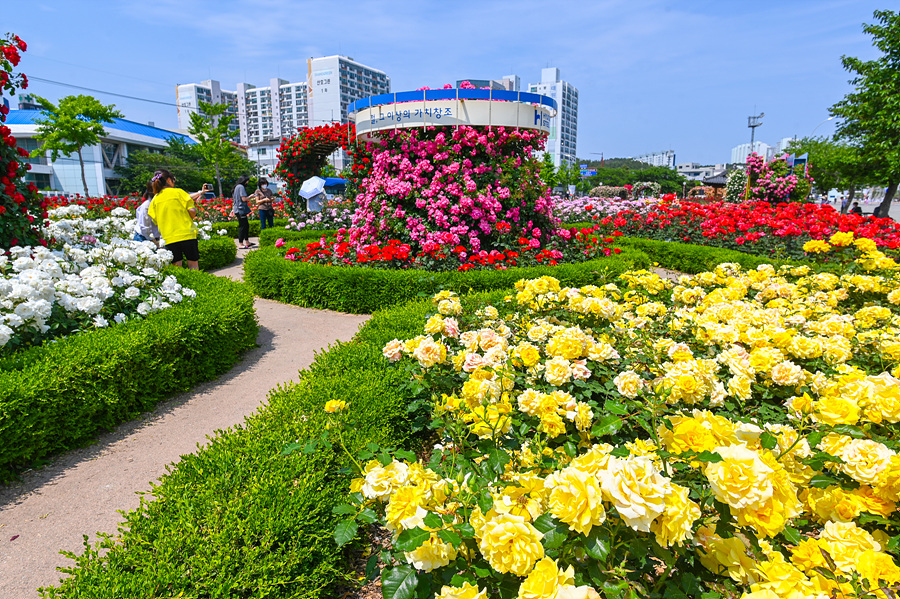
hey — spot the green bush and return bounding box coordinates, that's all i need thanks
[0,270,257,481]
[39,296,440,599]
[259,227,337,247]
[243,246,652,314]
[614,236,805,273]
[198,235,238,270]
[216,218,290,239]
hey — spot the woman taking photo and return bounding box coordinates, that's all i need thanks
[147,169,204,269]
[252,177,275,231]
[231,175,253,249]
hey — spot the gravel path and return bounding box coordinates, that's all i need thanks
[0,240,370,597]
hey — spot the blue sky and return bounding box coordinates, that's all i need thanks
[4,0,887,165]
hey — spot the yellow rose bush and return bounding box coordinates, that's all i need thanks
[318,261,900,599]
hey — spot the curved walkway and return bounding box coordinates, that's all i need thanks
[0,241,370,597]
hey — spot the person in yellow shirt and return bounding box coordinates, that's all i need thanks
[147,169,204,270]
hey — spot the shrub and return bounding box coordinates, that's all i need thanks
[197,235,238,270]
[38,295,439,598]
[259,227,337,248]
[243,246,651,314]
[0,270,257,481]
[216,218,290,239]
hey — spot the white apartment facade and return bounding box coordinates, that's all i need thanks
[676,162,728,181]
[528,68,578,168]
[731,141,772,164]
[635,150,676,169]
[175,56,390,171]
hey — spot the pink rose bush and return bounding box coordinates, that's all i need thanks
[342,125,556,254]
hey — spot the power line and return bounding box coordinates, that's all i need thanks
[28,76,191,110]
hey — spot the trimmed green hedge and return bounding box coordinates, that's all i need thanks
[0,271,257,482]
[216,218,291,239]
[259,227,337,247]
[198,236,238,270]
[243,246,652,314]
[39,294,445,598]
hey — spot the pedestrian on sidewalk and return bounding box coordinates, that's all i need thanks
[231,175,253,249]
[252,177,275,231]
[147,169,204,269]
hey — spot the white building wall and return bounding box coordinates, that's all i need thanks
[731,141,771,164]
[528,68,578,168]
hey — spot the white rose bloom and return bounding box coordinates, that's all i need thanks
[76,296,103,315]
[124,287,141,299]
[93,315,109,328]
[111,207,130,217]
[111,276,125,287]
[182,288,196,298]
[0,324,13,346]
[4,313,24,328]
[136,302,151,315]
[114,313,128,324]
[14,301,36,321]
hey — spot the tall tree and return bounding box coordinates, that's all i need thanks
[830,9,900,217]
[786,137,874,205]
[32,95,123,198]
[188,100,237,197]
[539,153,558,189]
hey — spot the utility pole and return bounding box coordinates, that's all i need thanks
[747,112,764,159]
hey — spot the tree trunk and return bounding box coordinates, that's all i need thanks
[77,147,89,198]
[876,180,898,218]
[215,161,223,198]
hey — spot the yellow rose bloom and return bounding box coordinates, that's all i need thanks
[704,445,774,509]
[405,533,458,572]
[598,456,671,531]
[790,538,828,573]
[820,520,881,573]
[695,527,758,584]
[478,513,545,576]
[517,557,574,599]
[613,370,643,399]
[385,485,428,532]
[813,394,861,425]
[651,483,700,547]
[546,467,606,535]
[412,337,447,368]
[435,582,487,599]
[659,415,718,454]
[829,231,855,247]
[324,399,347,413]
[858,549,900,587]
[803,240,831,254]
[855,237,878,253]
[544,357,573,386]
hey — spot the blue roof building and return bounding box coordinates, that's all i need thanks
[6,110,195,196]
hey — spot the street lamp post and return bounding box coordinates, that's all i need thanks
[809,116,835,139]
[747,112,764,158]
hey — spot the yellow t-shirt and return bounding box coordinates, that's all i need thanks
[148,188,196,244]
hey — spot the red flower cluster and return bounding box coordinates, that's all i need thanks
[596,199,900,259]
[280,223,622,272]
[274,123,355,201]
[1,33,44,249]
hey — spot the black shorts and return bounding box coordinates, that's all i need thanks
[166,238,200,263]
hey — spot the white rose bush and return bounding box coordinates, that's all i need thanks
[0,205,213,355]
[305,243,900,599]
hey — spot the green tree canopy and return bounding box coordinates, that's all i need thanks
[32,94,123,197]
[830,9,900,217]
[188,100,246,197]
[786,137,874,202]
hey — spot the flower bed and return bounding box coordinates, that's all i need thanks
[553,196,660,224]
[0,268,256,481]
[596,199,900,261]
[329,249,900,599]
[36,290,436,598]
[46,194,293,223]
[243,244,650,314]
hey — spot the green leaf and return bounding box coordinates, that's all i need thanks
[810,474,840,488]
[782,526,801,545]
[423,512,443,529]
[377,451,393,466]
[302,439,318,454]
[280,442,304,456]
[602,581,630,599]
[603,399,629,415]
[831,424,867,439]
[358,508,377,524]
[487,448,511,475]
[806,431,826,449]
[456,523,476,539]
[583,528,611,561]
[532,514,567,550]
[591,415,623,437]
[365,554,380,580]
[564,442,577,458]
[696,450,722,463]
[382,565,419,599]
[395,527,431,552]
[438,529,461,546]
[334,519,358,547]
[395,449,417,462]
[760,431,777,450]
[477,490,494,513]
[610,446,630,458]
[331,504,356,515]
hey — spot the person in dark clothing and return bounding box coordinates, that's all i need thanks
[850,202,863,215]
[231,175,252,249]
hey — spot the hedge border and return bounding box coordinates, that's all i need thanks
[259,227,336,247]
[38,290,470,598]
[242,245,652,314]
[0,270,258,481]
[215,218,290,239]
[198,236,238,270]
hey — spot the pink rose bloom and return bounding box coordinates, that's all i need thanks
[463,353,485,372]
[442,317,459,338]
[275,238,285,247]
